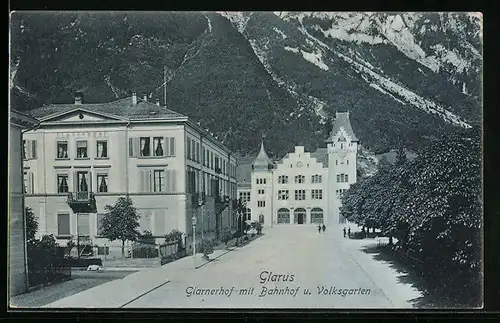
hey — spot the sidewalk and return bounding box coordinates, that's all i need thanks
[334,234,422,308]
[42,247,235,308]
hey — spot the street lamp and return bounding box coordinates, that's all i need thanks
[191,215,197,269]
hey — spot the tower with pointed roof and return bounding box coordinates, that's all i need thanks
[326,111,359,225]
[249,137,274,225]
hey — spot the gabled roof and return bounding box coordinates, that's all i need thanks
[24,97,187,121]
[252,140,273,171]
[326,112,358,142]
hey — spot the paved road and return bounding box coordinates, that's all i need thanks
[123,225,420,309]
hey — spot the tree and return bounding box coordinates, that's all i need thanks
[395,146,407,166]
[164,229,184,251]
[101,196,141,257]
[220,227,232,248]
[233,198,247,245]
[25,207,38,242]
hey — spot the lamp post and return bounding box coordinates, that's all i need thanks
[191,215,197,269]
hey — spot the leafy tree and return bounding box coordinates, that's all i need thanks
[25,207,38,242]
[165,229,184,250]
[395,146,407,166]
[233,198,247,245]
[220,227,232,248]
[101,196,141,257]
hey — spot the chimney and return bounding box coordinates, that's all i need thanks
[132,92,137,105]
[143,94,148,102]
[156,99,160,106]
[74,92,83,105]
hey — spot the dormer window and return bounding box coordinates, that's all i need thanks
[338,136,346,142]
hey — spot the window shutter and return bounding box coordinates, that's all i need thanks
[31,140,37,159]
[88,172,93,192]
[162,169,167,192]
[129,138,137,157]
[170,137,175,156]
[163,137,169,157]
[74,172,78,192]
[140,169,146,192]
[145,170,152,193]
[26,172,32,194]
[26,140,32,159]
[171,170,176,192]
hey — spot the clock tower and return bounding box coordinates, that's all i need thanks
[326,112,359,225]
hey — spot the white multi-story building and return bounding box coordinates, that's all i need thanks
[22,92,237,252]
[237,112,358,227]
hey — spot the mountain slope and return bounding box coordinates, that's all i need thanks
[9,11,482,158]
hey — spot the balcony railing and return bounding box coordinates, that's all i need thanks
[67,191,97,213]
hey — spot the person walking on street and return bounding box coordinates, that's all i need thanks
[318,225,322,234]
[343,227,346,238]
[322,224,326,233]
[348,227,351,238]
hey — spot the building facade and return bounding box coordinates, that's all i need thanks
[237,112,358,227]
[9,110,39,296]
[22,93,237,253]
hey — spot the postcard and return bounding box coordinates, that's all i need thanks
[8,11,483,309]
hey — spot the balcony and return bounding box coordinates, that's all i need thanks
[215,194,230,214]
[191,192,206,208]
[67,191,97,213]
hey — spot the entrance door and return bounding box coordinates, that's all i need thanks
[298,214,304,224]
[294,208,306,224]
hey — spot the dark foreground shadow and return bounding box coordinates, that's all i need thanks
[360,244,464,309]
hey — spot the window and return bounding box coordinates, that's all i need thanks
[23,140,37,160]
[311,174,322,183]
[97,174,108,193]
[294,190,305,200]
[294,175,305,184]
[153,170,165,192]
[97,213,105,236]
[187,139,191,160]
[244,208,252,221]
[57,174,69,193]
[96,140,108,158]
[76,172,90,192]
[196,142,200,162]
[23,172,28,193]
[337,174,349,183]
[211,152,214,169]
[347,159,349,165]
[258,189,265,195]
[202,148,205,166]
[76,141,88,158]
[258,201,266,207]
[57,213,70,236]
[140,137,151,157]
[256,178,267,185]
[57,141,69,159]
[278,175,288,184]
[239,191,250,203]
[78,213,90,236]
[153,137,164,156]
[278,189,289,200]
[341,143,344,149]
[312,189,323,200]
[23,140,27,160]
[338,136,346,142]
[336,160,338,165]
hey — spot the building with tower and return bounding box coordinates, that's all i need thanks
[237,111,358,227]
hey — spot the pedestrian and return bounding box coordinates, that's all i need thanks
[343,227,346,238]
[322,224,326,233]
[318,225,321,234]
[348,227,351,238]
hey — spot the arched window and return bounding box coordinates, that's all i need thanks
[310,208,324,224]
[278,175,288,184]
[277,208,290,224]
[293,208,307,224]
[294,175,305,184]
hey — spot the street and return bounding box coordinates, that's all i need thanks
[122,225,422,308]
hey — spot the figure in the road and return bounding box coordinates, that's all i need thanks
[318,225,321,234]
[322,224,326,233]
[343,227,346,238]
[348,227,351,238]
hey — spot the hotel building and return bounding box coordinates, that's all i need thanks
[237,112,358,227]
[22,92,237,252]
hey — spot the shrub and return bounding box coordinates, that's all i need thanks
[201,238,214,257]
[220,228,232,247]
